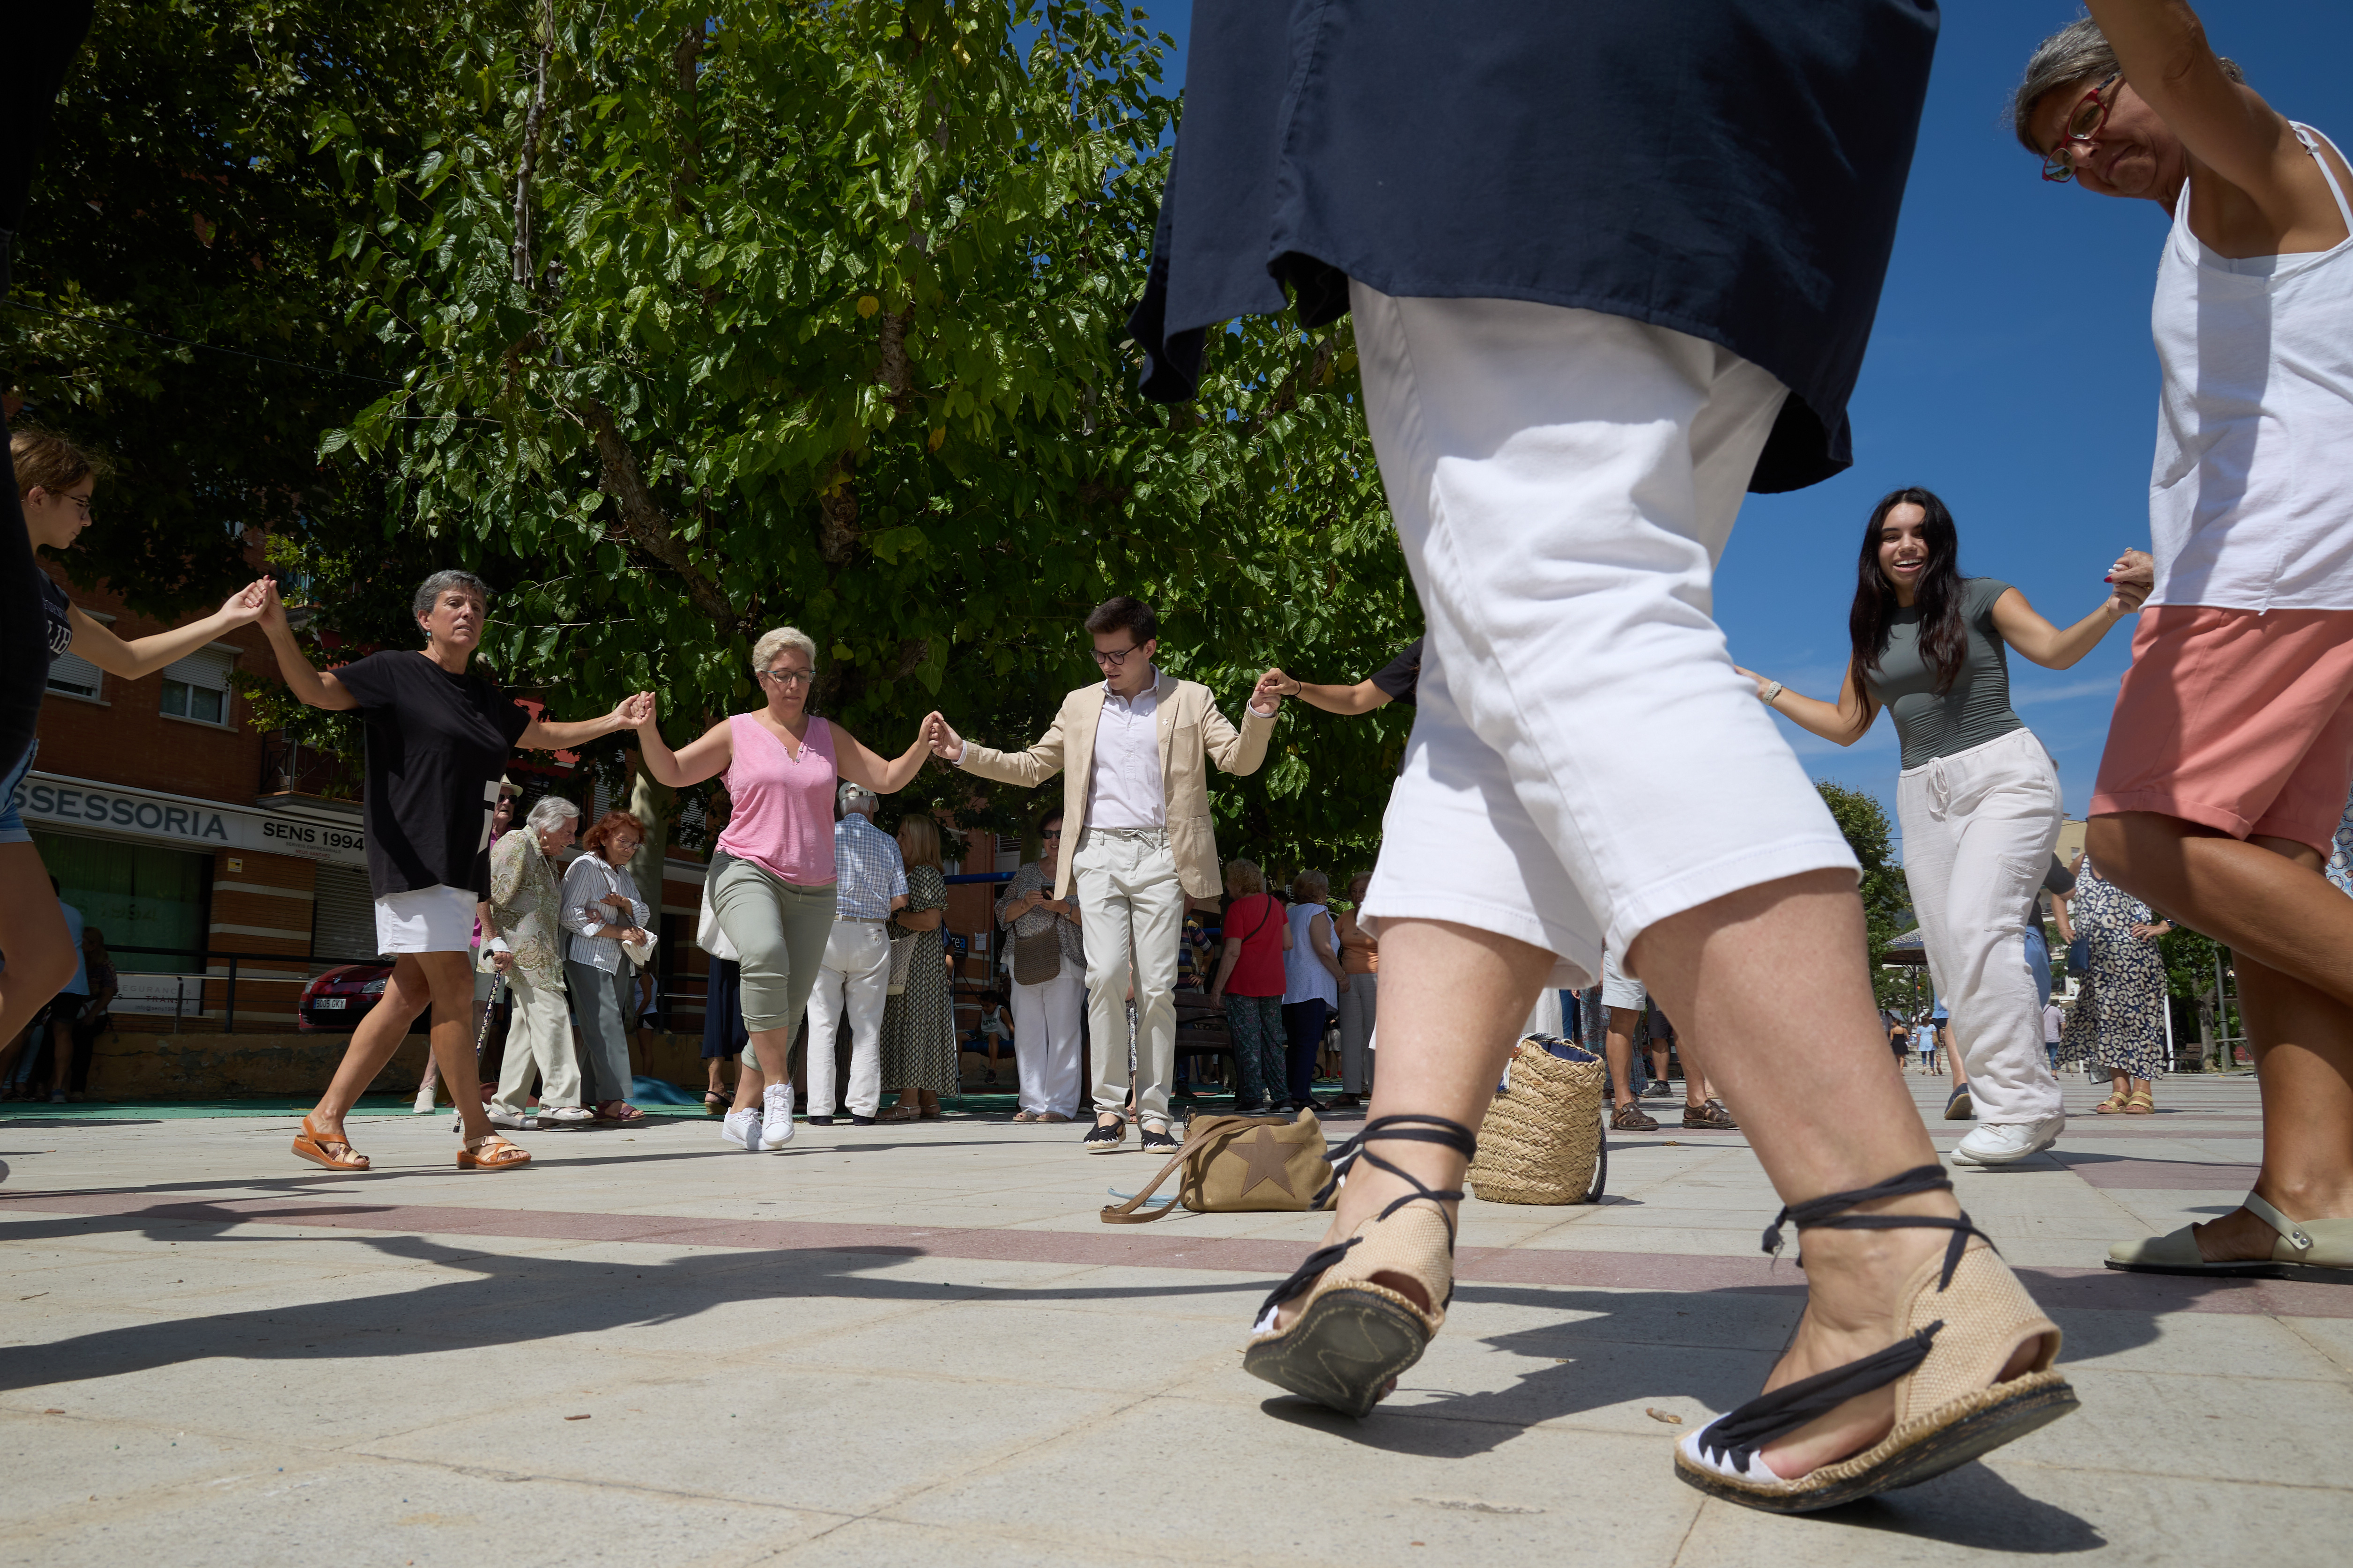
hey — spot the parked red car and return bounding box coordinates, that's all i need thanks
[297,963,399,1032]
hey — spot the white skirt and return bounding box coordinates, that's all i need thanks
[374,884,479,954]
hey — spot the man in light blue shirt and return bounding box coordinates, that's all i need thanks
[804,783,907,1124]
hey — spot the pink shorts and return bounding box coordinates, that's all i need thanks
[2091,605,2353,855]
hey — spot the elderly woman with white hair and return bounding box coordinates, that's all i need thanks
[633,626,932,1153]
[482,794,594,1129]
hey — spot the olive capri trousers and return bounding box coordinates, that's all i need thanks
[708,851,838,1065]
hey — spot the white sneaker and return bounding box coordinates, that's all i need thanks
[722,1107,762,1151]
[486,1105,538,1130]
[542,1105,594,1126]
[412,1086,437,1114]
[760,1083,796,1151]
[1952,1117,2064,1167]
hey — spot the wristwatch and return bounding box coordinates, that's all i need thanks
[1760,680,1785,705]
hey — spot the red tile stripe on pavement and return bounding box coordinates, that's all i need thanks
[2,1188,2346,1318]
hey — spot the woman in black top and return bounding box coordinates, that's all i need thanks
[255,572,648,1172]
[1,429,275,1069]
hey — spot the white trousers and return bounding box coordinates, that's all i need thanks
[491,967,581,1115]
[1011,970,1086,1116]
[1074,828,1184,1123]
[803,921,890,1118]
[1350,284,1858,983]
[1897,729,2065,1124]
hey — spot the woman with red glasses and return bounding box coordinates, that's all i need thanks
[2016,2,2353,1283]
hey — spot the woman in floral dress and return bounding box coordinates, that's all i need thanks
[2058,852,2173,1114]
[879,815,957,1120]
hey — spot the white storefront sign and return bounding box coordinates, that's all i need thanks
[15,771,368,868]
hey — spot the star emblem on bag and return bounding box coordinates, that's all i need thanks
[1236,1125,1296,1198]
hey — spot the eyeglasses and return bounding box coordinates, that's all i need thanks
[2041,74,2122,183]
[759,666,815,688]
[1090,644,1143,668]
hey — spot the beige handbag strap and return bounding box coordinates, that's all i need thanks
[1097,1115,1269,1225]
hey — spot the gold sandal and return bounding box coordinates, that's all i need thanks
[456,1133,532,1170]
[291,1114,369,1172]
[1676,1165,2074,1512]
[1242,1115,1475,1419]
[2123,1091,2154,1115]
[2092,1091,2128,1114]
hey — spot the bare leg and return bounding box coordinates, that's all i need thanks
[731,1023,791,1112]
[1674,1033,1712,1110]
[1605,1006,1643,1109]
[0,843,75,1050]
[2091,814,2353,1243]
[310,952,497,1145]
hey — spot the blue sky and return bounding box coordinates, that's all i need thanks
[1136,2,2352,856]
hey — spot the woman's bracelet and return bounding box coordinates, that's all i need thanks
[1759,680,1784,705]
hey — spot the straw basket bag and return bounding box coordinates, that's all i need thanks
[1466,1034,1608,1204]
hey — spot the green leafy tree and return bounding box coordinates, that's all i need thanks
[6,0,439,618]
[1815,780,1912,1003]
[299,0,1416,866]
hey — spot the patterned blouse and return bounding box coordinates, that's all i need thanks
[489,830,568,992]
[995,859,1084,973]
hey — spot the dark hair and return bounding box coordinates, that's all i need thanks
[1084,595,1156,644]
[1849,486,1968,701]
[1037,806,1065,838]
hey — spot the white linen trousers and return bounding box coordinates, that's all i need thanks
[803,921,891,1119]
[1011,970,1086,1117]
[1073,827,1185,1123]
[1349,283,1860,984]
[1896,727,2066,1125]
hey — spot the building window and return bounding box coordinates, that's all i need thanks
[160,646,238,726]
[30,828,213,975]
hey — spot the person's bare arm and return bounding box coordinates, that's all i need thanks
[634,698,734,787]
[1735,663,1878,747]
[520,691,649,752]
[253,580,358,711]
[1310,910,1348,991]
[831,719,932,794]
[1209,938,1242,1003]
[2051,891,2077,945]
[895,905,945,932]
[69,578,271,680]
[1259,668,1389,716]
[2082,0,2339,236]
[1990,552,2153,668]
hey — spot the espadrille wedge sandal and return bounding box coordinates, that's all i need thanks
[1242,1114,1477,1418]
[1676,1164,2075,1513]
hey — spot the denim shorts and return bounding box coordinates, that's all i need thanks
[0,741,37,847]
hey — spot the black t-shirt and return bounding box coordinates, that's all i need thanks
[40,574,73,686]
[334,651,532,899]
[1369,637,1423,708]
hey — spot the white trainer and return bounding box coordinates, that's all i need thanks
[411,1085,437,1114]
[722,1107,762,1150]
[760,1083,796,1151]
[1952,1116,2064,1167]
[485,1105,538,1131]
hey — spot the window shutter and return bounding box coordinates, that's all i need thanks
[46,648,106,700]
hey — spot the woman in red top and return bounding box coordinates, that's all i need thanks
[1209,858,1293,1115]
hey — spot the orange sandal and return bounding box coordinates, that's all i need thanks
[457,1133,532,1170]
[292,1115,369,1172]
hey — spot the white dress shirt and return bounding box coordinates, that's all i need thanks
[1087,671,1165,829]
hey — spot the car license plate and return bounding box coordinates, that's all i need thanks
[315,997,347,1011]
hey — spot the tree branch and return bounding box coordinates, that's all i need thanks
[580,397,740,631]
[511,0,554,288]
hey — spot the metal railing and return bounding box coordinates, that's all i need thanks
[105,944,386,1034]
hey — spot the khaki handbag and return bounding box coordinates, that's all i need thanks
[1011,928,1061,986]
[1100,1112,1336,1223]
[1465,1035,1609,1205]
[885,932,917,996]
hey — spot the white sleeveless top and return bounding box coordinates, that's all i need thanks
[1281,902,1339,1008]
[2148,125,2353,612]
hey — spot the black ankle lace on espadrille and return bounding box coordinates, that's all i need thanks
[1254,1114,1477,1322]
[1700,1164,1997,1473]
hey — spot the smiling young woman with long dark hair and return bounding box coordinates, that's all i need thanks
[1736,487,2151,1168]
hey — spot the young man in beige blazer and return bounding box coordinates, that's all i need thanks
[926,596,1283,1153]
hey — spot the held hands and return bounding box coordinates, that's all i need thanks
[1250,669,1288,714]
[220,578,275,628]
[2105,549,2155,614]
[923,711,964,760]
[612,692,655,732]
[252,577,293,634]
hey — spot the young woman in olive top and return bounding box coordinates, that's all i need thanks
[1736,487,2151,1168]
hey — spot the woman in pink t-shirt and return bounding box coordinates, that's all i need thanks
[634,626,929,1152]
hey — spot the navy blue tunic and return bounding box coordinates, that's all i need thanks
[1127,1,1941,493]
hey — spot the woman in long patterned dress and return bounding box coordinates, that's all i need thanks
[879,814,957,1121]
[2058,852,2174,1114]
